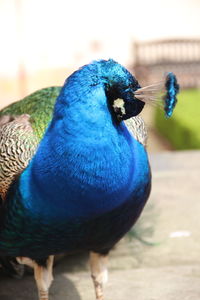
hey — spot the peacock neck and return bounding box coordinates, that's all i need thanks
[50,78,114,138]
[18,77,150,220]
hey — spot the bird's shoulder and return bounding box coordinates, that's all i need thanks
[0,86,61,140]
[0,86,61,201]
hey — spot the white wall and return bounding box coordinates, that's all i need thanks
[0,0,199,106]
[0,0,200,74]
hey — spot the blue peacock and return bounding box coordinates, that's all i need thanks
[0,59,179,300]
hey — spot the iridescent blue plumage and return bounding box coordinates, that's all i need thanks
[0,59,151,299]
[0,60,151,259]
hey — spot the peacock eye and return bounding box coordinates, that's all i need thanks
[128,83,134,90]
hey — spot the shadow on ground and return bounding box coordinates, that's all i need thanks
[0,254,89,300]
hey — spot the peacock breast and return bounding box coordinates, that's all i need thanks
[19,123,151,221]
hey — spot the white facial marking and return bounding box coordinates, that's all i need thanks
[113,98,126,115]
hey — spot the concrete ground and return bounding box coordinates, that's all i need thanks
[0,150,200,300]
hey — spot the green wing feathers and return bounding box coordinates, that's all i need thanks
[0,86,61,140]
[0,86,61,200]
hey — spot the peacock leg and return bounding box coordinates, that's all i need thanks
[89,252,108,300]
[33,256,54,300]
[17,255,54,300]
[16,256,35,268]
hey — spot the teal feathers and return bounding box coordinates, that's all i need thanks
[164,72,179,117]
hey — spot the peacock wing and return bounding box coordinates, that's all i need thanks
[0,86,61,201]
[124,115,147,147]
[0,86,61,140]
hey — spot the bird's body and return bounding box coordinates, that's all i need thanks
[0,59,178,300]
[0,62,151,259]
[0,121,150,258]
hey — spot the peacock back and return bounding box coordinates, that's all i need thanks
[0,87,61,200]
[0,86,61,140]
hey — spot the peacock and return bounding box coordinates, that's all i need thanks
[0,59,179,300]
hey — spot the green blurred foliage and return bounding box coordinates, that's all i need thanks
[155,89,200,149]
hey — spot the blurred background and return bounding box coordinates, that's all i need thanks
[0,0,200,152]
[1,2,200,299]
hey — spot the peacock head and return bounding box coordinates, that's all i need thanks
[98,59,145,121]
[58,59,179,123]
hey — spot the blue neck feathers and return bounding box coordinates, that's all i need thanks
[18,60,150,220]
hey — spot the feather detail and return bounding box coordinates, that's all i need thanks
[164,72,179,118]
[125,116,147,147]
[0,114,38,201]
[134,82,164,108]
[134,73,179,117]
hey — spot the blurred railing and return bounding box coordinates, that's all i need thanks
[132,38,200,88]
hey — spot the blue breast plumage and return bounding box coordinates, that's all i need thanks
[0,59,151,259]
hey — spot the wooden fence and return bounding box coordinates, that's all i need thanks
[132,39,200,89]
